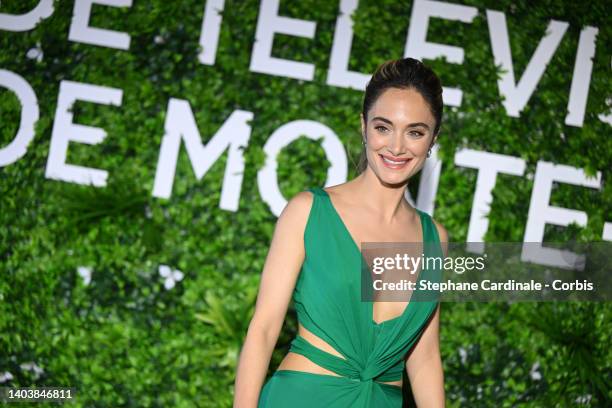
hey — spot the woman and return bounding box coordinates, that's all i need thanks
[234,57,448,408]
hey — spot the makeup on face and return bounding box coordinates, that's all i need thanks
[362,88,436,180]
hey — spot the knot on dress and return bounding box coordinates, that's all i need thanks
[353,365,378,383]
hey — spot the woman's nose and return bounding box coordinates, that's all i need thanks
[388,132,405,156]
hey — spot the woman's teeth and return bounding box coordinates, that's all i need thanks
[380,154,411,168]
[382,156,406,164]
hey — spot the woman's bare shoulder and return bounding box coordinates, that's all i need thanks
[277,190,315,224]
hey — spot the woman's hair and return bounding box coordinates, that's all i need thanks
[357,57,443,173]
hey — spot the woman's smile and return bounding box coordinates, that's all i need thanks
[378,153,412,170]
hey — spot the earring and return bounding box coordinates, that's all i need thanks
[427,148,432,157]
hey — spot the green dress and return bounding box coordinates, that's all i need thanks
[258,187,442,407]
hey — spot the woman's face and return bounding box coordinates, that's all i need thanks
[361,87,437,186]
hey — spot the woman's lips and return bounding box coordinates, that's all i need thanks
[379,154,412,170]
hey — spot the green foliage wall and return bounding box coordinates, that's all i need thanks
[1,0,610,406]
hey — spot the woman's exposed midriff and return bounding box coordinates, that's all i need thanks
[275,324,403,388]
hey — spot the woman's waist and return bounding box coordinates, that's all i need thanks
[280,324,404,385]
[276,351,403,388]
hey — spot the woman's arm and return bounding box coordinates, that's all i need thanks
[406,304,444,407]
[405,220,448,407]
[233,191,313,408]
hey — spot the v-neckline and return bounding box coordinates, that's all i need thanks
[318,187,427,326]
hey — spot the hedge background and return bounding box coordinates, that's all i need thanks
[1,0,610,406]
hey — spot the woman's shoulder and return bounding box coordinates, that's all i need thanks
[429,216,448,243]
[282,182,354,221]
[284,189,315,211]
[271,190,316,246]
[277,189,316,225]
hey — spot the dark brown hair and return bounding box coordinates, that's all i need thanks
[357,57,443,173]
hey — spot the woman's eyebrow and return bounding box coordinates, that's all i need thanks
[371,116,430,130]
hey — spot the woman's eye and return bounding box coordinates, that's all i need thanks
[410,131,424,137]
[375,126,388,133]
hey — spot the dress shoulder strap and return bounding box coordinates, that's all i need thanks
[306,186,326,196]
[416,209,441,244]
[302,187,325,231]
[300,187,331,258]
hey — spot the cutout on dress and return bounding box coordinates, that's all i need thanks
[298,324,347,361]
[281,325,402,386]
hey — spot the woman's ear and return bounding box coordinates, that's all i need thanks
[431,131,439,147]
